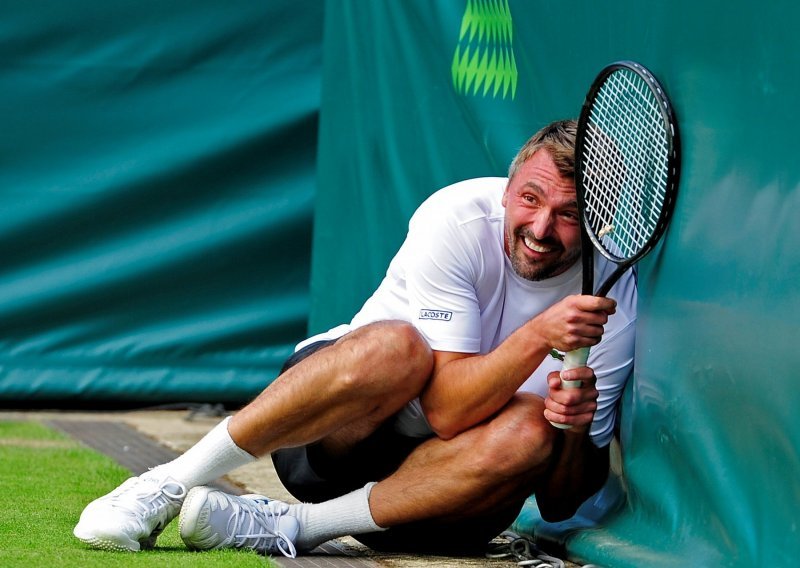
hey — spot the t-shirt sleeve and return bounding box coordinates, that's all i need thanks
[403,213,485,354]
[586,318,635,446]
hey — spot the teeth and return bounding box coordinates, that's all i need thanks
[524,236,552,253]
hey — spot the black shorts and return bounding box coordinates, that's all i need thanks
[272,339,428,501]
[271,339,518,555]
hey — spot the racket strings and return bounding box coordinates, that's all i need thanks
[580,68,672,260]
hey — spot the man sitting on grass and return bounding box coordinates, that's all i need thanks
[74,120,635,558]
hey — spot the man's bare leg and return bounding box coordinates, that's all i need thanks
[231,320,433,456]
[287,394,557,551]
[74,320,433,553]
[147,320,433,488]
[369,394,554,526]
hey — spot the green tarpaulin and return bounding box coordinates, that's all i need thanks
[1,1,797,566]
[0,0,323,405]
[313,1,799,566]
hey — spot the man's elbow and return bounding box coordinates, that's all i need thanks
[425,410,463,440]
[423,403,475,440]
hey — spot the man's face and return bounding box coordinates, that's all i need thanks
[502,150,582,281]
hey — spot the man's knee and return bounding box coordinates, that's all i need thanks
[344,320,432,364]
[334,321,433,394]
[474,395,556,478]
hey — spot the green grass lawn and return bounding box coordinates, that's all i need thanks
[0,420,276,567]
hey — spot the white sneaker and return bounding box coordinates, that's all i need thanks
[73,476,187,551]
[179,486,299,558]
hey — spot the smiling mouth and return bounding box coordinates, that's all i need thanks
[523,235,556,254]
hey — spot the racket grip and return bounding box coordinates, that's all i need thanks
[548,347,590,430]
[561,347,590,387]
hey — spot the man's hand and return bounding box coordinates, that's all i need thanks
[531,295,616,353]
[543,368,599,430]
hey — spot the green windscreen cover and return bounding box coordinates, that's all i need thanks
[314,1,799,566]
[0,1,323,406]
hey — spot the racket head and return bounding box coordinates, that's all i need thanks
[575,61,680,281]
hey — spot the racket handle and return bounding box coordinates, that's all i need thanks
[561,347,590,387]
[549,347,590,430]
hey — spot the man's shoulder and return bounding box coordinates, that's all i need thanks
[414,177,507,225]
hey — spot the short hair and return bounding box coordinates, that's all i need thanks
[508,119,577,181]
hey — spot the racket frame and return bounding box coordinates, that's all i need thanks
[552,60,681,428]
[574,60,681,297]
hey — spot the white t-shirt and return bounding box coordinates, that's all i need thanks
[299,178,637,447]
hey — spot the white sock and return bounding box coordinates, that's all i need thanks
[142,416,256,488]
[287,482,386,551]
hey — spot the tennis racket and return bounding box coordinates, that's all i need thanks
[552,60,681,429]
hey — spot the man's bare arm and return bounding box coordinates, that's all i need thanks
[420,295,615,438]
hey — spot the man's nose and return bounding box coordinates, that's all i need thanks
[530,211,554,239]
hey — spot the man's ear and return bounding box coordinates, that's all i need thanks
[501,185,509,207]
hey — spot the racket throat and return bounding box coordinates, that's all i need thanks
[596,263,631,297]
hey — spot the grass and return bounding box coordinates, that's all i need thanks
[0,420,276,567]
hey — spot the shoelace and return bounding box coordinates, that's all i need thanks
[229,499,297,558]
[486,531,599,568]
[111,478,187,527]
